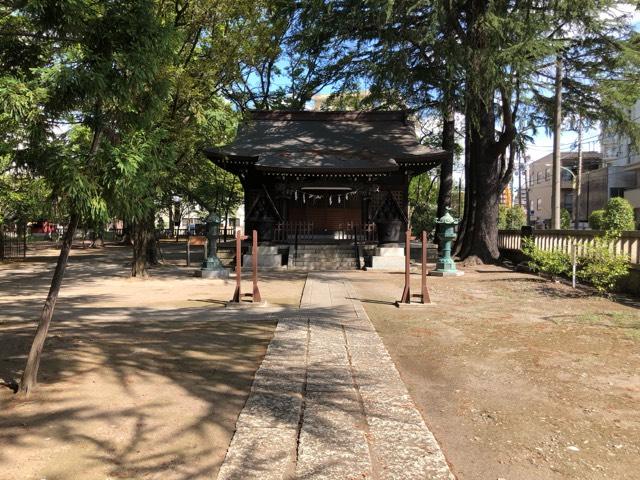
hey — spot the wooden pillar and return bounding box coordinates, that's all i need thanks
[421,230,431,304]
[231,231,243,302]
[252,230,262,302]
[400,229,411,303]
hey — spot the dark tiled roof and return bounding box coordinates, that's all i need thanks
[205,110,447,174]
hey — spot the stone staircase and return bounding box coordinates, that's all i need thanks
[288,244,361,270]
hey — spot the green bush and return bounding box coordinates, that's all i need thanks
[561,208,571,229]
[589,209,605,230]
[522,238,571,279]
[577,237,630,294]
[602,197,635,235]
[498,205,526,229]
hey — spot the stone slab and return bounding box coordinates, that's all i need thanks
[296,391,371,480]
[429,270,464,277]
[218,273,453,480]
[369,256,405,270]
[374,247,405,257]
[306,366,354,392]
[243,253,283,268]
[235,391,303,429]
[257,245,281,254]
[217,426,297,480]
[194,268,229,279]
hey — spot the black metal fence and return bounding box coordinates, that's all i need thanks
[1,226,26,260]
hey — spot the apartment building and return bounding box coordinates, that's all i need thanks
[601,99,640,223]
[527,151,603,227]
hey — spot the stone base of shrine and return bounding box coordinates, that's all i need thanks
[243,246,284,269]
[242,254,284,269]
[429,270,465,277]
[194,268,230,279]
[367,246,405,270]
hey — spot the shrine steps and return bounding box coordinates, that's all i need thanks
[289,244,362,270]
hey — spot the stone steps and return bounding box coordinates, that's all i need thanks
[290,244,359,270]
[292,262,358,270]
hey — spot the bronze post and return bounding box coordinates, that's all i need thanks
[252,230,262,302]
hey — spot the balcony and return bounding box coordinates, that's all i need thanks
[624,188,640,209]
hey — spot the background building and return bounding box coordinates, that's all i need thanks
[601,99,640,223]
[528,152,602,228]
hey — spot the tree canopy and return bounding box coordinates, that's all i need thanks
[2,0,639,395]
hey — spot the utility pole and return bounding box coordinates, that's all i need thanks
[574,116,583,229]
[551,55,563,229]
[524,155,531,225]
[518,150,523,209]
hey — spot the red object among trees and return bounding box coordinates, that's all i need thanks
[30,221,57,234]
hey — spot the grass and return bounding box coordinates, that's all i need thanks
[576,311,640,340]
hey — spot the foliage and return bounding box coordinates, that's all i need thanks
[522,238,571,279]
[0,162,54,225]
[577,237,630,294]
[561,208,572,230]
[409,172,439,234]
[589,209,606,230]
[498,205,526,230]
[602,197,636,235]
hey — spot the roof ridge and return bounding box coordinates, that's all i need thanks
[247,110,408,122]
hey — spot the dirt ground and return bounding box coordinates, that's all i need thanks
[3,243,640,480]
[347,267,640,480]
[0,242,306,480]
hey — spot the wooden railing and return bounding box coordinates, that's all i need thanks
[273,222,314,243]
[336,222,377,243]
[498,229,640,266]
[273,221,377,243]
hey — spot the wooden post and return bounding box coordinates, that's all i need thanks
[231,231,243,302]
[421,230,431,304]
[186,240,191,267]
[400,229,411,304]
[252,230,262,302]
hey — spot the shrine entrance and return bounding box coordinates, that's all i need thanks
[205,110,450,246]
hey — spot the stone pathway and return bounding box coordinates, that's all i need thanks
[217,273,454,480]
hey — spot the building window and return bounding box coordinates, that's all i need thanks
[563,192,573,209]
[536,198,542,210]
[561,170,574,182]
[537,172,542,184]
[610,187,625,198]
[545,168,550,181]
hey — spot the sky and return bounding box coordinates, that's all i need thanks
[525,4,640,163]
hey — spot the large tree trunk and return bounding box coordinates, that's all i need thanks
[146,213,159,266]
[453,0,517,263]
[436,92,455,220]
[455,92,515,264]
[19,213,79,396]
[131,215,155,277]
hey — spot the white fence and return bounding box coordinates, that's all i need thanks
[498,229,640,266]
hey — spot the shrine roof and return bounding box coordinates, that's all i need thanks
[204,110,448,174]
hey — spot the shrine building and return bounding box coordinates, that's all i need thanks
[205,110,450,268]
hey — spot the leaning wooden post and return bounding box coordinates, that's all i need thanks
[400,228,411,304]
[252,230,262,302]
[421,230,431,304]
[231,231,242,303]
